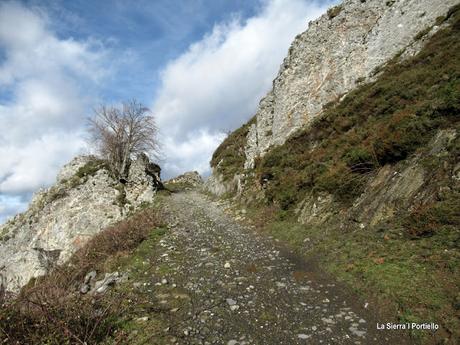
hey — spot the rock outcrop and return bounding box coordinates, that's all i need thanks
[242,0,458,169]
[0,154,162,293]
[295,129,458,230]
[166,171,203,188]
[205,169,244,197]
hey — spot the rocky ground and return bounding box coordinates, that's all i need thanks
[133,190,411,345]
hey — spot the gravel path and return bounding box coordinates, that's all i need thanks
[150,191,408,344]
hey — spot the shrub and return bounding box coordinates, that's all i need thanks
[76,158,108,179]
[343,147,376,173]
[255,5,460,210]
[210,117,255,180]
[46,186,69,203]
[327,5,342,19]
[0,208,161,344]
[403,191,460,239]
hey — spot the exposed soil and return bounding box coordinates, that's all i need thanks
[146,191,413,344]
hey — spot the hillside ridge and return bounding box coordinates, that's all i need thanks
[206,1,460,342]
[0,154,162,292]
[208,0,458,195]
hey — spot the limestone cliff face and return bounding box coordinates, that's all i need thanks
[205,168,244,197]
[0,155,161,292]
[243,0,458,169]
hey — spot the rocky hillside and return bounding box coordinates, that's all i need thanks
[208,0,460,342]
[209,0,458,194]
[0,154,162,293]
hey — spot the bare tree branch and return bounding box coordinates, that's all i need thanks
[88,99,159,180]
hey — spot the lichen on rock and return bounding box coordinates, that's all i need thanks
[0,154,162,293]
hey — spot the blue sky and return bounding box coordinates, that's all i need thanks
[0,0,336,223]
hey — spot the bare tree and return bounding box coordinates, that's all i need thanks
[88,100,159,180]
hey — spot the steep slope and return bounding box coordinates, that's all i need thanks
[208,2,460,343]
[0,154,162,292]
[209,0,458,194]
[243,0,458,169]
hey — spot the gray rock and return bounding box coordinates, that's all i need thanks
[206,0,457,185]
[242,0,457,169]
[0,154,161,293]
[226,298,237,306]
[93,272,121,294]
[79,284,90,294]
[166,171,203,187]
[84,270,97,284]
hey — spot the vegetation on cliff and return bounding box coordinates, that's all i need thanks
[0,205,165,344]
[217,5,460,343]
[210,116,255,180]
[258,6,460,210]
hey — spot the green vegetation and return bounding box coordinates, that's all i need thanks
[210,117,255,181]
[224,5,460,344]
[164,180,196,193]
[327,4,343,19]
[67,158,109,189]
[0,227,9,242]
[241,179,459,342]
[60,158,109,192]
[0,207,165,344]
[257,5,460,211]
[44,186,69,203]
[76,158,108,179]
[115,183,128,208]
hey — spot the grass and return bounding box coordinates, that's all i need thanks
[219,4,460,344]
[241,199,459,343]
[45,158,110,205]
[256,4,460,211]
[75,158,108,179]
[0,206,165,344]
[163,180,197,193]
[210,116,255,181]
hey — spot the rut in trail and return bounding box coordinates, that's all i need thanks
[150,191,408,345]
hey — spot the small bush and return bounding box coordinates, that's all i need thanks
[327,5,342,19]
[403,192,460,239]
[76,159,108,179]
[210,117,255,180]
[46,186,69,203]
[343,147,376,173]
[256,5,460,209]
[0,208,161,344]
[414,26,432,40]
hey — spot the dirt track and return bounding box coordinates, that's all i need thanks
[149,191,410,344]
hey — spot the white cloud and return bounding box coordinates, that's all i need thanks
[0,132,86,194]
[0,195,28,223]
[0,2,106,85]
[159,130,226,178]
[0,0,333,222]
[0,1,108,222]
[153,0,329,178]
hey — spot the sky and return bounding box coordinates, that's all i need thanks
[0,0,336,223]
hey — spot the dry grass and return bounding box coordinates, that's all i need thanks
[0,208,161,344]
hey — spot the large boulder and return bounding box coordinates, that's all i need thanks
[0,154,161,293]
